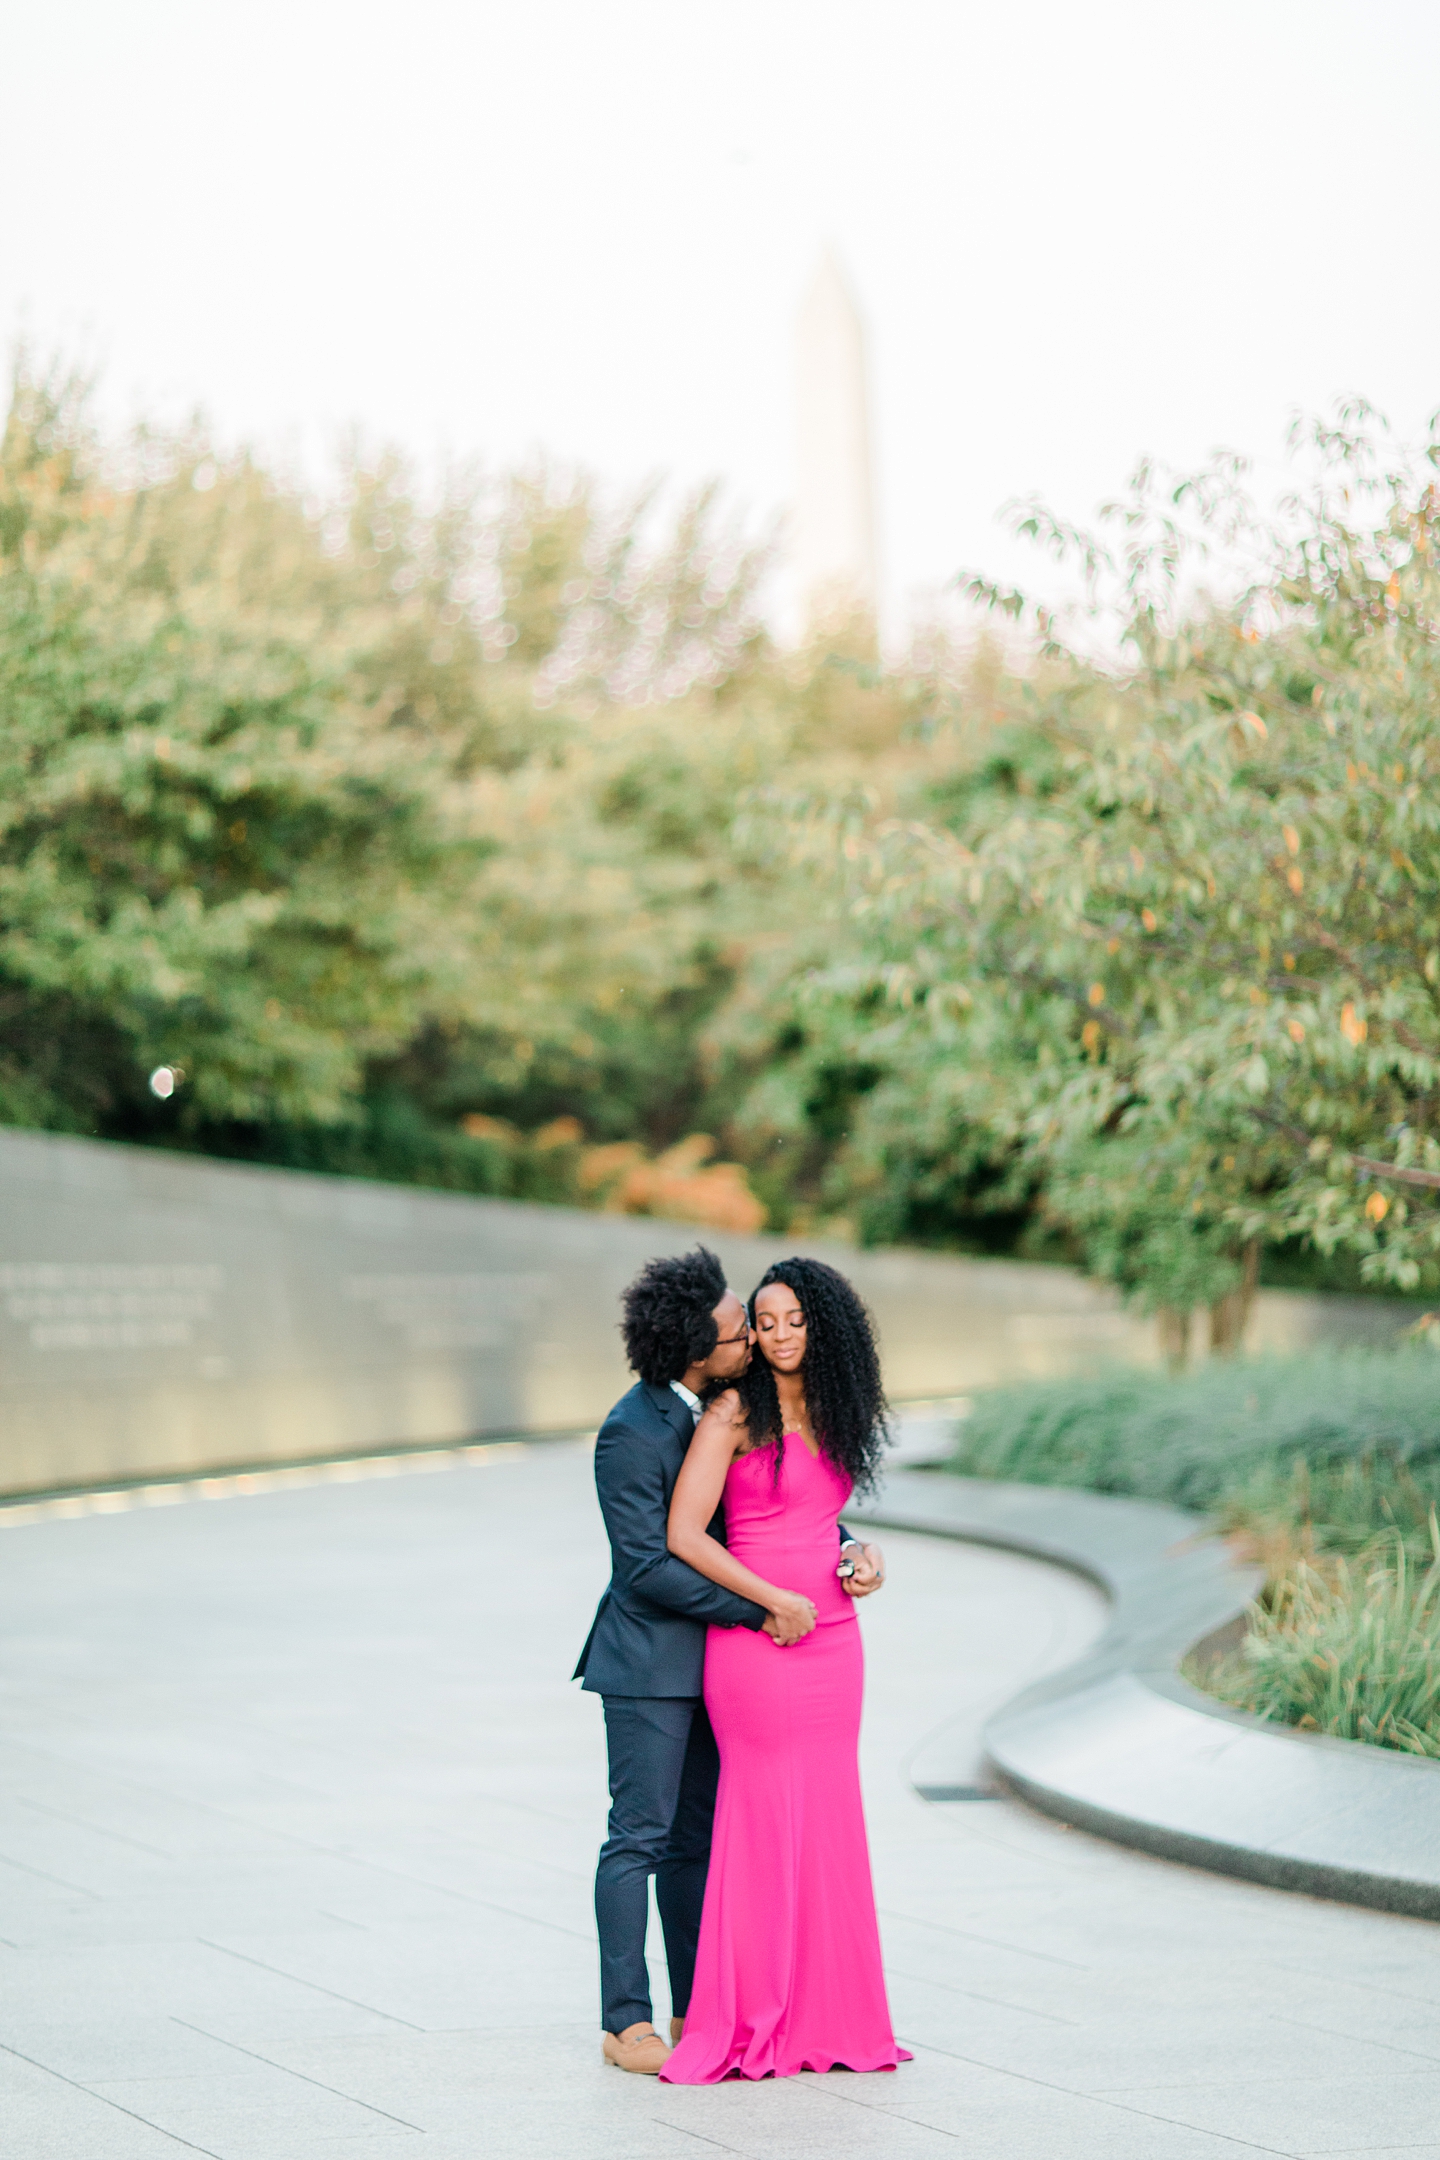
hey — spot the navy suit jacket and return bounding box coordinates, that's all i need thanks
[574,1379,767,1697]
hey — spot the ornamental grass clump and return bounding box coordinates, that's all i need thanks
[949,1348,1440,1755]
[1229,1449,1440,1570]
[946,1348,1440,1555]
[1201,1526,1440,1758]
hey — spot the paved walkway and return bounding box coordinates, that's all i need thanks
[5,1439,1440,2158]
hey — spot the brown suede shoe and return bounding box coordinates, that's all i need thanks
[602,2022,672,2075]
[669,2016,684,2046]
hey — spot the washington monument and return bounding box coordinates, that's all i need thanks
[794,249,879,627]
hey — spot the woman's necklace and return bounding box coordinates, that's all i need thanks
[779,1382,819,1457]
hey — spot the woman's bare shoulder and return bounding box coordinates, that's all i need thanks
[696,1388,751,1447]
[704,1387,774,1459]
[701,1387,749,1427]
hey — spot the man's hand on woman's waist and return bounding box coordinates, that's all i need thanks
[839,1540,885,1597]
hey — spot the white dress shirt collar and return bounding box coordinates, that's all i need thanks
[669,1378,703,1425]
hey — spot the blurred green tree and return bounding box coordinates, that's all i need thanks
[0,367,482,1133]
[788,408,1440,1328]
[21,350,1437,1318]
[0,359,794,1200]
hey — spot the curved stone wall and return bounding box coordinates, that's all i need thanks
[0,1125,1421,1499]
[0,1127,1143,1495]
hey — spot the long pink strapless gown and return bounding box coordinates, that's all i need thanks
[659,1433,910,2083]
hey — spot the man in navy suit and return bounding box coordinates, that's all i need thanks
[575,1245,880,2074]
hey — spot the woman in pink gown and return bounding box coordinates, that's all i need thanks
[660,1257,910,2083]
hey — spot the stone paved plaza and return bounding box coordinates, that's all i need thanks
[6,1437,1440,2158]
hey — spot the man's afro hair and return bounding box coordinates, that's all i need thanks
[620,1244,729,1386]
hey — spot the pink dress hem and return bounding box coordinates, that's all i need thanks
[660,2045,912,2084]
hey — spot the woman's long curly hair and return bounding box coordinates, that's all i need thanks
[732,1257,890,1496]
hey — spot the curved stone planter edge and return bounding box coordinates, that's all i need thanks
[847,1468,1440,1923]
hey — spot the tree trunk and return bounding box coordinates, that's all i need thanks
[1208,1239,1261,1357]
[1157,1305,1192,1372]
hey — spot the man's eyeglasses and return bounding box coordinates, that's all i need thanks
[714,1323,753,1346]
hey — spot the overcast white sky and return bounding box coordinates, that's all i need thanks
[5,1,1438,635]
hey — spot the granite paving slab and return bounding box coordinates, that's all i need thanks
[3,1432,1440,2157]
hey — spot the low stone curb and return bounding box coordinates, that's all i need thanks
[848,1469,1440,1922]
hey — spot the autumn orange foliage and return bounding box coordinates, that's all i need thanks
[579,1133,766,1233]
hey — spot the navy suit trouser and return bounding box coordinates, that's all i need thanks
[595,1694,719,2035]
